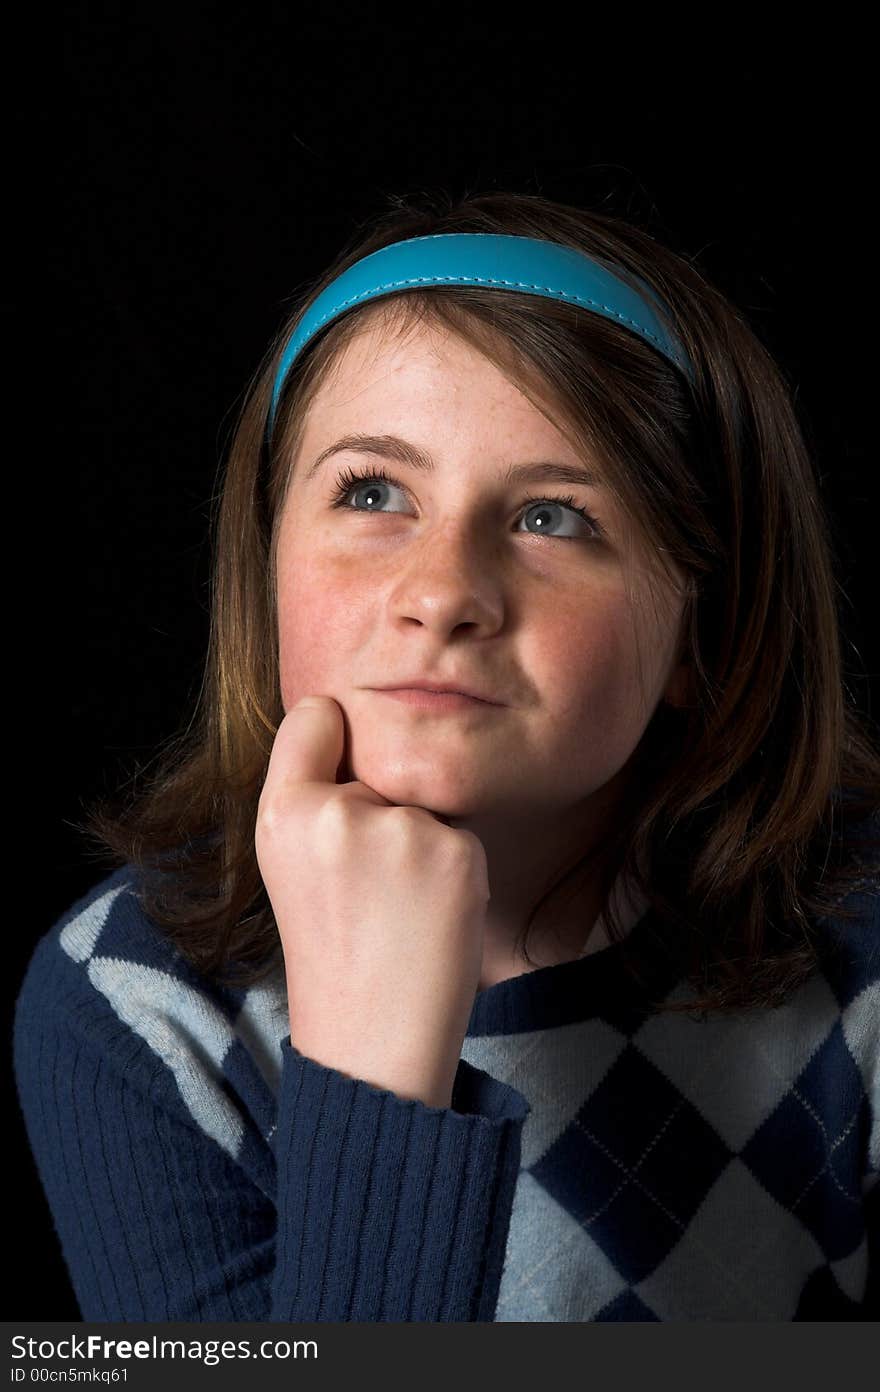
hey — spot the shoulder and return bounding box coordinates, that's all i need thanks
[17,864,211,1009]
[14,866,287,1119]
[14,867,290,1170]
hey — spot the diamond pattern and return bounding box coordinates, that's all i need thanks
[31,861,880,1319]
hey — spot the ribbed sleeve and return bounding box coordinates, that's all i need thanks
[13,941,530,1322]
[273,1041,530,1321]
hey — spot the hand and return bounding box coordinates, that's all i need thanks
[255,695,490,1108]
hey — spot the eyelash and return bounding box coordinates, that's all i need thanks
[328,463,604,540]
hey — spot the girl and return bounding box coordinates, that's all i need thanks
[15,189,879,1322]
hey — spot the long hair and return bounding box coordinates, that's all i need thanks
[74,187,880,1015]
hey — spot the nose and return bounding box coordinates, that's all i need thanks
[385,519,505,636]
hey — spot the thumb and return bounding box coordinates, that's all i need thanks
[266,694,346,799]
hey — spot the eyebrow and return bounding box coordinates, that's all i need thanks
[301,432,603,490]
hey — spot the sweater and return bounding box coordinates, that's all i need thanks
[13,837,880,1322]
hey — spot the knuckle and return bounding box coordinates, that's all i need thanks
[450,829,489,884]
[255,795,287,836]
[386,803,422,830]
[314,794,357,839]
[447,826,480,859]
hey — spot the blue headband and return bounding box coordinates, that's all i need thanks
[267,232,695,436]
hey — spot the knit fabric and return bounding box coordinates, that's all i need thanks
[14,830,880,1321]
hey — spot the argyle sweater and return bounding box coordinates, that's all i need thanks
[13,843,880,1322]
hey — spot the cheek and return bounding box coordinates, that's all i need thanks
[276,551,367,710]
[535,592,657,736]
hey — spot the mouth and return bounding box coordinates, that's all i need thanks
[371,688,500,712]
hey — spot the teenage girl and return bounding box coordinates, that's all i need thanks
[15,189,879,1321]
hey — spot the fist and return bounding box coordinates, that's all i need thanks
[255,696,490,1107]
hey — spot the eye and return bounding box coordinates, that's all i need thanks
[328,464,604,541]
[516,491,604,540]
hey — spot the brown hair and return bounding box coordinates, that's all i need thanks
[74,187,880,1016]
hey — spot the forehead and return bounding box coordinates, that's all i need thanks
[297,305,580,453]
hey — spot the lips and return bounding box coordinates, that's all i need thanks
[375,688,495,712]
[374,679,501,704]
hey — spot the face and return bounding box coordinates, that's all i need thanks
[274,311,689,820]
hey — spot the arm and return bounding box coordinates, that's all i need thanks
[274,1040,529,1321]
[14,993,529,1322]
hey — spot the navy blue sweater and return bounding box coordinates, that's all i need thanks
[13,840,880,1321]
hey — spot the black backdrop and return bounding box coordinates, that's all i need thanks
[12,13,875,1318]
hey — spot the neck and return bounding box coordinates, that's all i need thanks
[447,770,635,990]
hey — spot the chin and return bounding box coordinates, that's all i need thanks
[348,757,485,816]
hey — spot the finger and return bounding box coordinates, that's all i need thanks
[265,695,346,798]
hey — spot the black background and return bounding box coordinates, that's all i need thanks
[11,12,876,1317]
